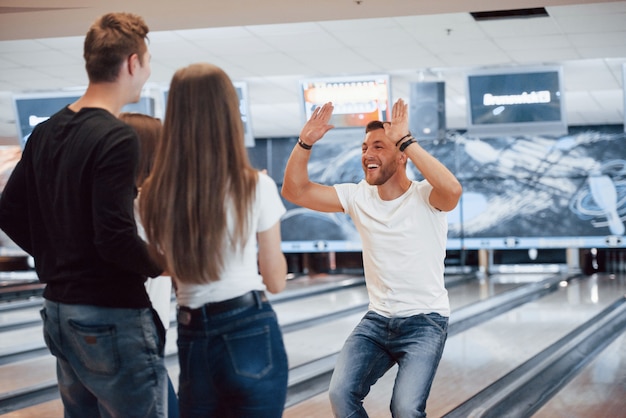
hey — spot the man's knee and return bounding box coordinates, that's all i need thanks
[328,373,359,417]
[328,375,345,407]
[391,397,426,418]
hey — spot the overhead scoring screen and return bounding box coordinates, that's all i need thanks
[300,75,391,128]
[466,66,567,136]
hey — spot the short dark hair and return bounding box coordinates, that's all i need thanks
[83,12,149,83]
[365,120,387,133]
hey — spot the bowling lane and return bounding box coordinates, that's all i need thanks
[0,272,520,416]
[0,275,370,417]
[533,277,626,418]
[0,326,180,400]
[284,273,625,417]
[446,272,528,309]
[0,326,45,359]
[274,273,521,329]
[0,274,362,362]
[0,273,516,392]
[0,302,41,328]
[534,333,626,418]
[0,400,62,418]
[168,273,508,403]
[430,273,626,417]
[273,280,369,327]
[0,356,54,395]
[274,274,523,369]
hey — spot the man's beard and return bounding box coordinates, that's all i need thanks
[363,162,396,186]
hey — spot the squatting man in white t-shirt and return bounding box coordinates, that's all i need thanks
[281,98,463,418]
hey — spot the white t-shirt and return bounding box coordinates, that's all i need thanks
[334,179,450,317]
[135,197,173,330]
[144,274,173,330]
[175,173,286,309]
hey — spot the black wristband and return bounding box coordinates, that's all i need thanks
[399,138,416,152]
[297,138,312,150]
[395,133,412,147]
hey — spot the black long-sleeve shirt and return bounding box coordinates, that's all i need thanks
[0,106,162,308]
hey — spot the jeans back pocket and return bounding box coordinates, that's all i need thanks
[67,319,120,376]
[224,325,272,379]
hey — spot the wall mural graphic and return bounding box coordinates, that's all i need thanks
[0,125,623,255]
[248,126,626,252]
[448,126,626,247]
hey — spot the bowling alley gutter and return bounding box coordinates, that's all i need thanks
[444,294,626,418]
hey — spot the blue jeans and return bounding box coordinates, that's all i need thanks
[329,311,448,418]
[167,376,179,418]
[40,300,168,418]
[176,294,288,418]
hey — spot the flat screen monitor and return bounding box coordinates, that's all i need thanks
[14,92,155,147]
[13,92,80,146]
[122,96,155,117]
[299,74,391,128]
[233,81,255,147]
[465,66,567,137]
[447,124,625,250]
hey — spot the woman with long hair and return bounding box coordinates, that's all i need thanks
[119,111,179,418]
[140,63,288,418]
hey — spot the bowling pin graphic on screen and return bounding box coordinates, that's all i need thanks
[463,138,516,169]
[588,173,625,236]
[464,139,499,164]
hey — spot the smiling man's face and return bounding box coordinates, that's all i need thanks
[361,128,402,186]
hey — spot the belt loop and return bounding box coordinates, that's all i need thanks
[200,304,209,322]
[254,291,263,309]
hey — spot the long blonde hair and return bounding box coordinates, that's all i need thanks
[140,63,258,284]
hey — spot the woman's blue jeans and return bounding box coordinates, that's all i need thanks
[176,294,288,418]
[329,311,448,418]
[40,300,168,418]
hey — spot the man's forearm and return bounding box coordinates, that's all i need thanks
[404,141,462,210]
[281,143,312,202]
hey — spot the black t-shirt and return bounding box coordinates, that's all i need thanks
[0,106,162,308]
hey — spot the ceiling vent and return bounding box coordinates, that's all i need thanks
[471,7,549,21]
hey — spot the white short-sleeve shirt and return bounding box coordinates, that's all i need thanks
[334,179,450,317]
[175,173,286,309]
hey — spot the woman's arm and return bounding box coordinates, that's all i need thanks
[257,221,287,294]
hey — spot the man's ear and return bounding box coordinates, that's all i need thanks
[127,53,139,76]
[399,150,408,164]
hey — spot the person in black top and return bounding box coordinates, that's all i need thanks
[0,12,167,418]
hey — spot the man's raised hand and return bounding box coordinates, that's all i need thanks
[299,102,335,146]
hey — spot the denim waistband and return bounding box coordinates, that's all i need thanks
[177,291,267,325]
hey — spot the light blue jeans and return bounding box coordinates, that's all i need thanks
[40,300,168,418]
[176,294,288,418]
[329,311,448,418]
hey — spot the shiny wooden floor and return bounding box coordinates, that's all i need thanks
[1,271,625,417]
